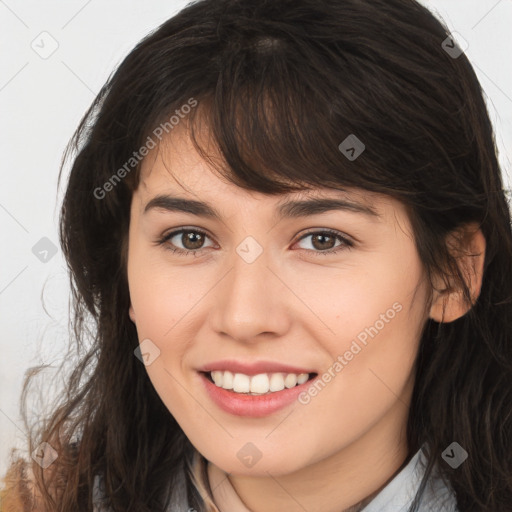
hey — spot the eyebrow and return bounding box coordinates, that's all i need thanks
[143,194,381,220]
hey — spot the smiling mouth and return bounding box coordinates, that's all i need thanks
[200,370,318,395]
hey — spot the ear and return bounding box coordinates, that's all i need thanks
[129,305,136,324]
[429,222,486,323]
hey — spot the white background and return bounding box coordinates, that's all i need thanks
[1,0,511,477]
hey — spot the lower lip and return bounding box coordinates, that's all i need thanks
[199,372,317,417]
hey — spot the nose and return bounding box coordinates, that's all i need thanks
[209,245,291,344]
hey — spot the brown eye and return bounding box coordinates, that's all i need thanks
[310,233,336,251]
[159,228,215,255]
[180,231,206,250]
[158,227,353,257]
[295,230,354,256]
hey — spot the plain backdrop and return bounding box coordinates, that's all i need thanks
[1,0,511,477]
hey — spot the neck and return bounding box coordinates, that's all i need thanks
[214,387,414,512]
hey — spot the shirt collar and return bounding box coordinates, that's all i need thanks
[205,444,457,512]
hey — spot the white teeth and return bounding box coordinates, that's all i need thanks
[211,370,223,387]
[209,371,311,394]
[269,372,285,392]
[297,373,309,385]
[221,370,233,389]
[250,373,270,394]
[233,373,250,393]
[284,374,298,388]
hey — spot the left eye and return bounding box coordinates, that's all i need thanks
[157,228,353,256]
[295,230,353,254]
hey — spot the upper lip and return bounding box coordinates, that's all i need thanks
[197,360,316,376]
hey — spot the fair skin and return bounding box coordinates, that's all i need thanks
[127,125,485,512]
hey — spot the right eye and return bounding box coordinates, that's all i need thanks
[157,227,216,256]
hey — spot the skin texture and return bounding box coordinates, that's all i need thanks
[127,125,486,512]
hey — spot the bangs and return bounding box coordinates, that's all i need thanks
[90,0,478,228]
[136,33,404,199]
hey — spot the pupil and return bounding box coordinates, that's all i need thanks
[313,234,334,250]
[183,232,204,250]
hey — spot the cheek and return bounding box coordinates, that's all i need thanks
[130,271,188,334]
[310,246,427,395]
[298,249,424,349]
[127,240,188,358]
[127,258,196,418]
[128,232,193,327]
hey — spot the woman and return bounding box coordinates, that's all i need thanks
[2,0,511,510]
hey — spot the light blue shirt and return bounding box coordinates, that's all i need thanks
[360,446,458,511]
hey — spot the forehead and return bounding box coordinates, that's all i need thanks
[135,122,398,222]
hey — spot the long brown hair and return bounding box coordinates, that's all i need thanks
[4,0,512,510]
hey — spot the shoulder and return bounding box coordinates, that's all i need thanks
[0,457,38,512]
[0,456,60,512]
[361,445,458,512]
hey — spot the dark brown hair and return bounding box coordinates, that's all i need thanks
[4,0,512,510]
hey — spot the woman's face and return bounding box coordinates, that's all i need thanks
[127,126,431,476]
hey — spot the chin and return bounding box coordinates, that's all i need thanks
[210,451,310,477]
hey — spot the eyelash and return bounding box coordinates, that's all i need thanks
[156,227,354,257]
